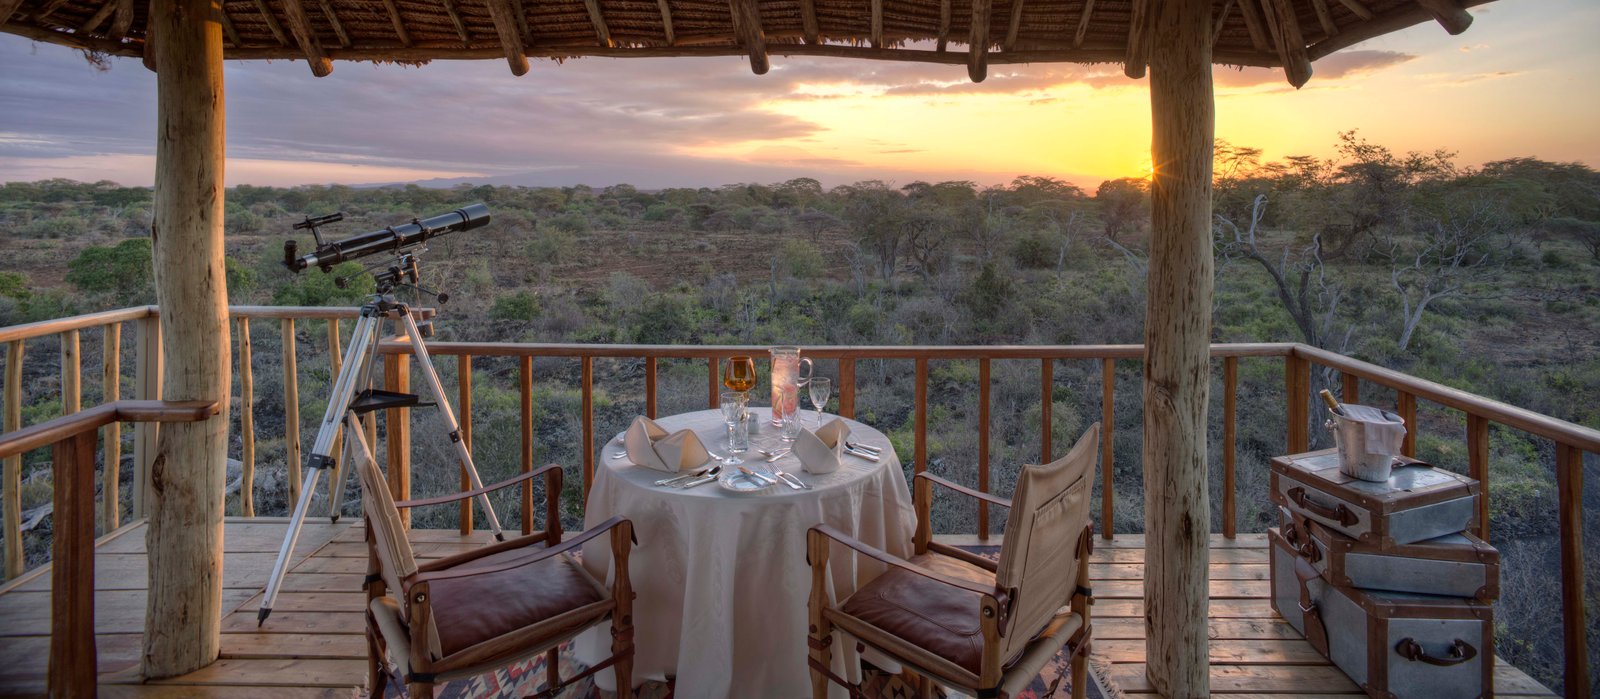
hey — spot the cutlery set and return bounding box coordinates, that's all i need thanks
[628,436,887,490]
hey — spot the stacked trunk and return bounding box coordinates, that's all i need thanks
[1268,449,1499,699]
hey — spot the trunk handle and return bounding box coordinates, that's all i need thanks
[1281,516,1323,563]
[1395,638,1477,667]
[1287,486,1359,527]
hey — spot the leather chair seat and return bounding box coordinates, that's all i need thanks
[427,546,605,657]
[839,552,997,675]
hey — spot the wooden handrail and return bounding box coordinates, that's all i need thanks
[381,341,1296,360]
[0,305,434,344]
[0,398,216,697]
[1294,345,1600,453]
[0,400,217,460]
[0,306,153,344]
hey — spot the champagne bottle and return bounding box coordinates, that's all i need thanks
[1319,389,1344,416]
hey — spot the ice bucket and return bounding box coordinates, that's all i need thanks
[1325,407,1405,482]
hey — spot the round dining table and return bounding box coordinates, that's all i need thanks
[574,408,916,699]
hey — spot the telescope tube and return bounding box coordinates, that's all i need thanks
[285,203,490,272]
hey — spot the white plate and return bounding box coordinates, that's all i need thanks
[718,469,775,493]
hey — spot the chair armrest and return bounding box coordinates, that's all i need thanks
[809,524,998,599]
[394,463,562,510]
[915,472,1012,510]
[408,515,631,588]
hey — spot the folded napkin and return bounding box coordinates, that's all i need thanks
[1340,404,1406,456]
[623,416,711,473]
[795,418,851,474]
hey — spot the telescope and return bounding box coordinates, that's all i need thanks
[282,203,491,274]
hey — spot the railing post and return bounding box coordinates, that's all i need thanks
[49,430,97,697]
[582,356,594,496]
[1285,353,1310,454]
[457,355,473,534]
[914,358,927,476]
[1100,358,1114,539]
[1223,356,1237,539]
[645,356,657,419]
[324,319,343,519]
[977,358,991,540]
[708,356,719,408]
[3,339,23,579]
[281,318,301,504]
[1040,358,1053,462]
[1466,414,1489,540]
[237,317,254,517]
[1340,371,1359,405]
[1397,391,1417,457]
[520,355,534,536]
[102,323,122,530]
[384,353,411,529]
[131,315,162,519]
[1556,443,1588,698]
[838,358,856,419]
[60,329,80,416]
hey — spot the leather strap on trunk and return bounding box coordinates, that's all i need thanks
[1294,554,1330,657]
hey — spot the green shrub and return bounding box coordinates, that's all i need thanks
[271,261,374,306]
[491,291,541,321]
[66,238,154,304]
[777,239,825,279]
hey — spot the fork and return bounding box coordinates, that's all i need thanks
[655,467,709,487]
[773,469,812,490]
[845,440,882,455]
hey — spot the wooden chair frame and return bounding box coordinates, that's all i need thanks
[363,463,635,699]
[806,472,1093,699]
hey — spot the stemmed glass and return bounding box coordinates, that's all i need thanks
[723,356,757,401]
[808,377,832,427]
[720,356,757,463]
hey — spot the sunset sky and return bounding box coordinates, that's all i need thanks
[3,0,1597,189]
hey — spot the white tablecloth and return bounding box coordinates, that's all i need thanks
[575,409,916,698]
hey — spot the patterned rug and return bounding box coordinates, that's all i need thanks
[386,545,1121,699]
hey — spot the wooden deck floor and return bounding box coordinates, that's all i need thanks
[0,519,1557,698]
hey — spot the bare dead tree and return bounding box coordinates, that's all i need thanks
[1216,194,1350,351]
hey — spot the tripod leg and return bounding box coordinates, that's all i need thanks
[259,466,323,625]
[396,312,506,540]
[260,311,382,624]
[326,314,385,523]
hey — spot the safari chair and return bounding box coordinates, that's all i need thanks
[344,416,635,699]
[807,423,1099,699]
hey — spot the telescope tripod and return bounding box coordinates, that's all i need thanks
[257,295,504,624]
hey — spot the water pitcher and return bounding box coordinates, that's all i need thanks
[768,346,813,426]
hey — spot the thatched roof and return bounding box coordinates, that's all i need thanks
[1,0,1493,83]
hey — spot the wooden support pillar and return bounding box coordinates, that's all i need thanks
[1142,0,1213,695]
[142,0,230,678]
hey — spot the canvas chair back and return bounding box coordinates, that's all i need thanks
[994,423,1098,662]
[346,415,420,605]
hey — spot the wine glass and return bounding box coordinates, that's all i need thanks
[723,356,757,400]
[722,356,757,451]
[808,377,832,427]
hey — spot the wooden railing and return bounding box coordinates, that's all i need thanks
[2,309,1597,697]
[0,399,217,696]
[0,305,432,581]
